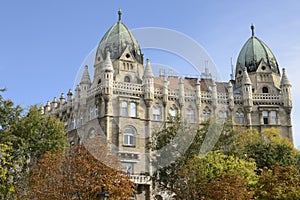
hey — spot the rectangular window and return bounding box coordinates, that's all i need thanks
[95,107,98,117]
[121,102,128,116]
[263,111,269,125]
[153,107,161,121]
[71,119,76,129]
[130,102,137,117]
[270,111,277,125]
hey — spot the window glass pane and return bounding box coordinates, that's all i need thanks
[169,108,176,117]
[124,127,135,146]
[235,111,244,124]
[203,108,211,122]
[95,107,98,117]
[71,119,76,129]
[263,111,269,125]
[121,102,128,116]
[270,111,276,125]
[187,109,194,123]
[153,107,161,121]
[130,102,136,117]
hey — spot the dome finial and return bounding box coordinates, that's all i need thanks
[251,23,255,37]
[118,9,122,21]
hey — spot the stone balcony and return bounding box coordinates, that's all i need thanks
[130,175,150,185]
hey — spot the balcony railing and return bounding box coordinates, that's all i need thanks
[130,175,150,184]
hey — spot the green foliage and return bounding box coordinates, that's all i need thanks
[10,106,66,159]
[255,165,300,199]
[0,142,15,199]
[242,128,297,169]
[150,116,300,199]
[0,90,22,131]
[0,91,66,199]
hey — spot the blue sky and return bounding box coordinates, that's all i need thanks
[1,1,299,148]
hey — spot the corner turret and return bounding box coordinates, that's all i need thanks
[281,68,292,108]
[143,59,154,104]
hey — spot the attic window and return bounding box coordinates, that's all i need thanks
[262,87,269,93]
[98,79,101,84]
[126,53,130,58]
[262,66,266,70]
[238,70,242,75]
[124,76,130,83]
[97,57,100,61]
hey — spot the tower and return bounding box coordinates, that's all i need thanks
[235,24,293,139]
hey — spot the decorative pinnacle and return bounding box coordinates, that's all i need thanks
[118,9,122,21]
[251,24,255,37]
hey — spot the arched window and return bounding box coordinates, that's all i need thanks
[262,87,269,93]
[121,102,128,116]
[124,76,130,83]
[153,106,161,121]
[123,126,136,146]
[235,110,244,125]
[186,107,195,123]
[169,106,177,121]
[130,102,136,117]
[203,107,211,122]
[219,110,227,122]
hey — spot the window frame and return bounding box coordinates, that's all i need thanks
[123,126,136,147]
[153,106,161,121]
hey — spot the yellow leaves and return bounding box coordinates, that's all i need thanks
[27,144,135,199]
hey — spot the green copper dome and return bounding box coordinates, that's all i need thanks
[97,10,143,63]
[236,25,280,74]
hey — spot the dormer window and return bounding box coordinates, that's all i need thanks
[262,87,269,93]
[124,76,130,83]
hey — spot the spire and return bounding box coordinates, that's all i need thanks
[242,68,252,85]
[80,65,91,85]
[143,59,154,78]
[281,68,291,86]
[103,51,114,72]
[118,9,122,22]
[251,24,255,37]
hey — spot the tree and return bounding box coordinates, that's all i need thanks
[242,128,298,170]
[0,91,24,199]
[0,91,67,199]
[203,171,254,200]
[149,117,258,199]
[0,142,15,199]
[255,164,300,199]
[26,137,135,200]
[10,106,66,160]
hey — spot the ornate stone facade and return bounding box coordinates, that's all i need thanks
[42,11,293,200]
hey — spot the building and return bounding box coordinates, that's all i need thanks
[42,10,293,200]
